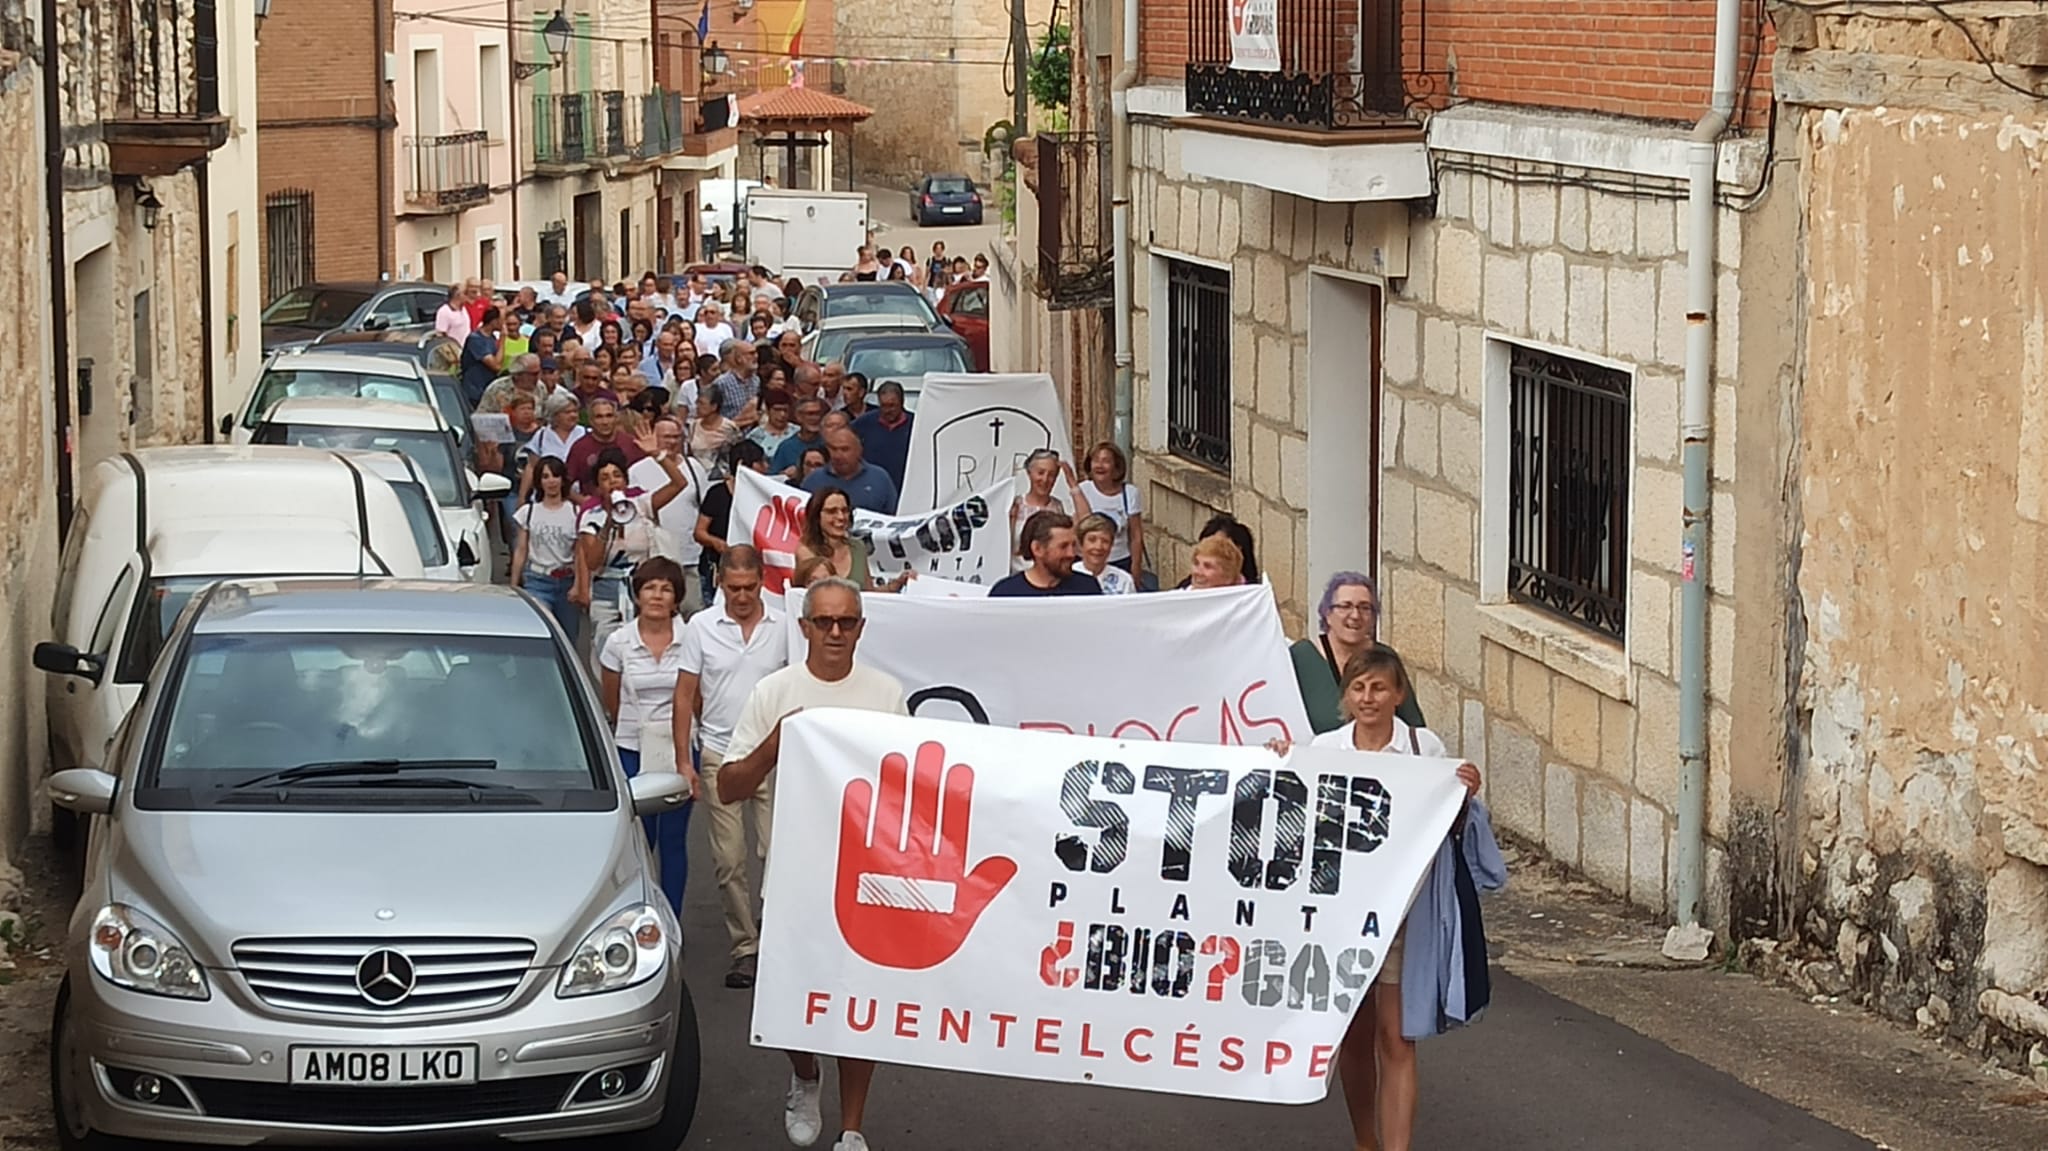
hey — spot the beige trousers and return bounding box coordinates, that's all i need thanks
[697,750,775,960]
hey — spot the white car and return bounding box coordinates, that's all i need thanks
[224,350,436,444]
[800,314,933,368]
[337,451,467,582]
[35,446,429,792]
[250,397,512,584]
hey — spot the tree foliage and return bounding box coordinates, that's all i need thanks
[1028,24,1071,112]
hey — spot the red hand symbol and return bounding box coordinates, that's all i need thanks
[752,493,806,595]
[834,741,1018,970]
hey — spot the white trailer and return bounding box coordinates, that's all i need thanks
[744,189,869,286]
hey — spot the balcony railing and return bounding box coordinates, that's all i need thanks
[1035,133,1112,310]
[117,0,221,121]
[536,89,691,166]
[1185,0,1424,129]
[406,131,491,210]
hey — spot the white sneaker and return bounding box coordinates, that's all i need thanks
[833,1133,871,1151]
[783,1071,823,1147]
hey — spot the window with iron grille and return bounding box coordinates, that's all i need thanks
[540,223,569,278]
[263,189,315,304]
[1506,345,1630,640]
[1164,259,1231,472]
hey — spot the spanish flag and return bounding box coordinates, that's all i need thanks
[785,0,806,85]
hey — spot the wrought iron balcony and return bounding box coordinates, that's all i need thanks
[637,90,688,159]
[1034,133,1112,310]
[537,89,688,167]
[532,92,591,167]
[1184,0,1426,130]
[405,131,491,211]
[105,0,230,175]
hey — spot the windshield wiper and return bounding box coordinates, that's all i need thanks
[228,758,499,790]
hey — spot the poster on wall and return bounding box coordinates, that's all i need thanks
[1230,0,1281,72]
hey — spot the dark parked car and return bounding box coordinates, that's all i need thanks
[260,281,448,354]
[792,281,942,334]
[838,330,973,411]
[910,174,984,226]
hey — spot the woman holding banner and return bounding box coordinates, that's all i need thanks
[1294,572,1426,734]
[796,487,911,594]
[1272,647,1503,1151]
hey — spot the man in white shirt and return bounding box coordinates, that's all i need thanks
[693,301,736,359]
[433,284,472,343]
[672,546,788,991]
[718,577,905,1151]
[629,416,706,617]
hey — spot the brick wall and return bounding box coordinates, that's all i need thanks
[257,2,393,286]
[1138,0,1775,126]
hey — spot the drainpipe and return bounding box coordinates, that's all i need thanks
[374,0,394,278]
[508,0,522,277]
[41,0,75,537]
[1670,0,1742,949]
[198,161,217,442]
[1108,0,1139,454]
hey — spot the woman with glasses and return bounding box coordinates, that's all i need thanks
[796,486,911,593]
[1008,448,1075,574]
[1292,571,1426,734]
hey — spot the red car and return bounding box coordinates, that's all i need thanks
[937,279,991,372]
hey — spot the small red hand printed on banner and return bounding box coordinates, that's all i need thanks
[752,494,806,594]
[835,740,1018,970]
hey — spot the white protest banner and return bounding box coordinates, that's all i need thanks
[1230,0,1281,72]
[754,709,1468,1101]
[900,574,991,599]
[727,467,1017,599]
[786,582,1309,742]
[901,373,1075,512]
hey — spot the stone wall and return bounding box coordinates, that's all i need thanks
[1126,106,1803,932]
[0,43,59,867]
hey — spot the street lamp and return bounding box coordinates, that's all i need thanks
[136,184,162,232]
[515,10,576,80]
[702,41,730,79]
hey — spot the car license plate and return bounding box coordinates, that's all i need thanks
[942,205,964,214]
[289,1045,479,1087]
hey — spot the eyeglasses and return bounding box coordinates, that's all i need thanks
[806,615,864,634]
[1329,602,1378,616]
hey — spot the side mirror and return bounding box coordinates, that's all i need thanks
[218,414,234,436]
[362,316,390,331]
[471,471,513,498]
[48,768,117,816]
[629,771,692,817]
[456,539,480,568]
[33,642,104,684]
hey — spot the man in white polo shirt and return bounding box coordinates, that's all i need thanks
[673,545,787,990]
[716,576,905,1151]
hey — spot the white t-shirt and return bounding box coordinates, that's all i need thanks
[527,424,588,461]
[629,455,704,565]
[694,322,737,360]
[599,620,689,751]
[513,499,581,573]
[1082,562,1137,595]
[725,662,908,762]
[678,605,790,757]
[1079,480,1143,563]
[1311,718,1449,759]
[577,492,660,578]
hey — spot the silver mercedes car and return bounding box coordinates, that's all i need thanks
[43,580,698,1148]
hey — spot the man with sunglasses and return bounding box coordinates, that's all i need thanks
[717,576,905,1151]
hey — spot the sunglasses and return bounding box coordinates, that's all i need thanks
[806,615,864,634]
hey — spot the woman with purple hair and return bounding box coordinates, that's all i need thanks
[1291,571,1425,733]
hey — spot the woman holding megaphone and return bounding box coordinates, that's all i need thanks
[572,441,688,674]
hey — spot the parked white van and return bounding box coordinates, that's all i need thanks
[35,446,429,792]
[250,396,511,584]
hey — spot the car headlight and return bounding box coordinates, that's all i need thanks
[88,905,209,1000]
[557,904,667,998]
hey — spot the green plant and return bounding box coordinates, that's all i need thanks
[1027,24,1071,114]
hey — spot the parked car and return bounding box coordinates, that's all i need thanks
[910,174,984,226]
[338,451,468,582]
[250,397,510,584]
[791,281,942,334]
[260,281,447,354]
[225,351,436,444]
[801,314,934,367]
[44,580,699,1150]
[838,330,974,411]
[937,278,991,372]
[35,446,428,802]
[304,330,475,454]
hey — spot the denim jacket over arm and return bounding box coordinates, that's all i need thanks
[1398,798,1507,1040]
